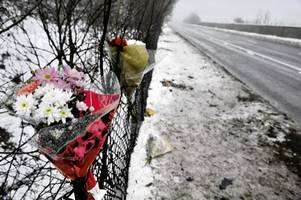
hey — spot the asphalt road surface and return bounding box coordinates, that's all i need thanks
[171,23,301,125]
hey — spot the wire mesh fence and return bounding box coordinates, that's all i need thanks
[0,69,153,200]
[0,16,153,197]
[0,20,153,198]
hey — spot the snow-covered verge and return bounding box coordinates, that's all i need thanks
[127,27,301,199]
[199,25,301,48]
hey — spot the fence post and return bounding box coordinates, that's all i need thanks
[72,177,88,200]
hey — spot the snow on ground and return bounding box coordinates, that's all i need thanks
[127,27,301,199]
[198,25,301,48]
[0,18,70,199]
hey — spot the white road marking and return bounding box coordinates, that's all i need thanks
[201,32,301,73]
[228,43,301,72]
[254,52,301,72]
[247,50,255,56]
[182,26,301,74]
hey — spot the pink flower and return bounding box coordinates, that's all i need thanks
[53,79,72,90]
[63,67,84,86]
[76,101,88,111]
[34,68,58,83]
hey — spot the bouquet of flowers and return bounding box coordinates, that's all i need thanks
[10,67,121,198]
[109,37,149,98]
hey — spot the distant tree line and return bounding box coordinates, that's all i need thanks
[233,10,272,25]
[183,13,201,25]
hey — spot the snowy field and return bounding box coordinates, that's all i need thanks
[127,27,301,199]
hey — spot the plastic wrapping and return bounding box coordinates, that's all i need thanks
[109,38,149,97]
[10,68,121,193]
[35,93,119,186]
[35,74,120,191]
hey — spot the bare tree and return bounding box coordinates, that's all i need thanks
[263,11,271,25]
[233,17,245,24]
[254,10,271,25]
[118,0,178,49]
[183,13,201,25]
[254,11,263,25]
[0,0,42,34]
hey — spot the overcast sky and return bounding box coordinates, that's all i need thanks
[172,0,301,26]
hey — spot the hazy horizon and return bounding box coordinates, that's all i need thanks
[172,0,301,26]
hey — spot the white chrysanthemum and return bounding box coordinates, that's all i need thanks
[76,101,88,111]
[41,86,73,107]
[58,90,73,106]
[14,94,36,117]
[57,107,73,124]
[34,84,54,98]
[36,104,59,125]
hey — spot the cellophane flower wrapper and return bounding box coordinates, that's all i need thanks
[109,38,150,98]
[35,72,120,190]
[9,68,121,192]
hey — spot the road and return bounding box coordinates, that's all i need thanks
[171,23,301,125]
